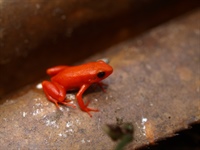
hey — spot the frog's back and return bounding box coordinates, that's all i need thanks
[51,63,96,89]
[51,61,113,89]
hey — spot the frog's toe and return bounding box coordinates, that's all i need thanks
[60,101,76,108]
[82,107,99,117]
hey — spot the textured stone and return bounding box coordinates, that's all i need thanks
[0,9,199,150]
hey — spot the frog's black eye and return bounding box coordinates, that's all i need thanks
[97,71,105,78]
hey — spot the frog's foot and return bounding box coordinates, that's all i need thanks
[97,82,107,92]
[59,100,76,109]
[46,95,76,109]
[81,100,98,117]
[81,107,99,117]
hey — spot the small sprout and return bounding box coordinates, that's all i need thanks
[103,121,134,150]
[116,117,124,125]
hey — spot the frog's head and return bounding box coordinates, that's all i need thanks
[92,60,113,82]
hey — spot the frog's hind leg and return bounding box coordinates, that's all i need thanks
[47,66,69,76]
[42,81,76,108]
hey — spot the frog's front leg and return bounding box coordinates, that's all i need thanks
[42,81,76,108]
[76,84,99,117]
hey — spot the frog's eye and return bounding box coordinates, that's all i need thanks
[97,71,105,78]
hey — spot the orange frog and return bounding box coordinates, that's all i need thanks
[42,60,113,117]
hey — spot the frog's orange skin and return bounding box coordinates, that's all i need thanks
[42,60,113,117]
